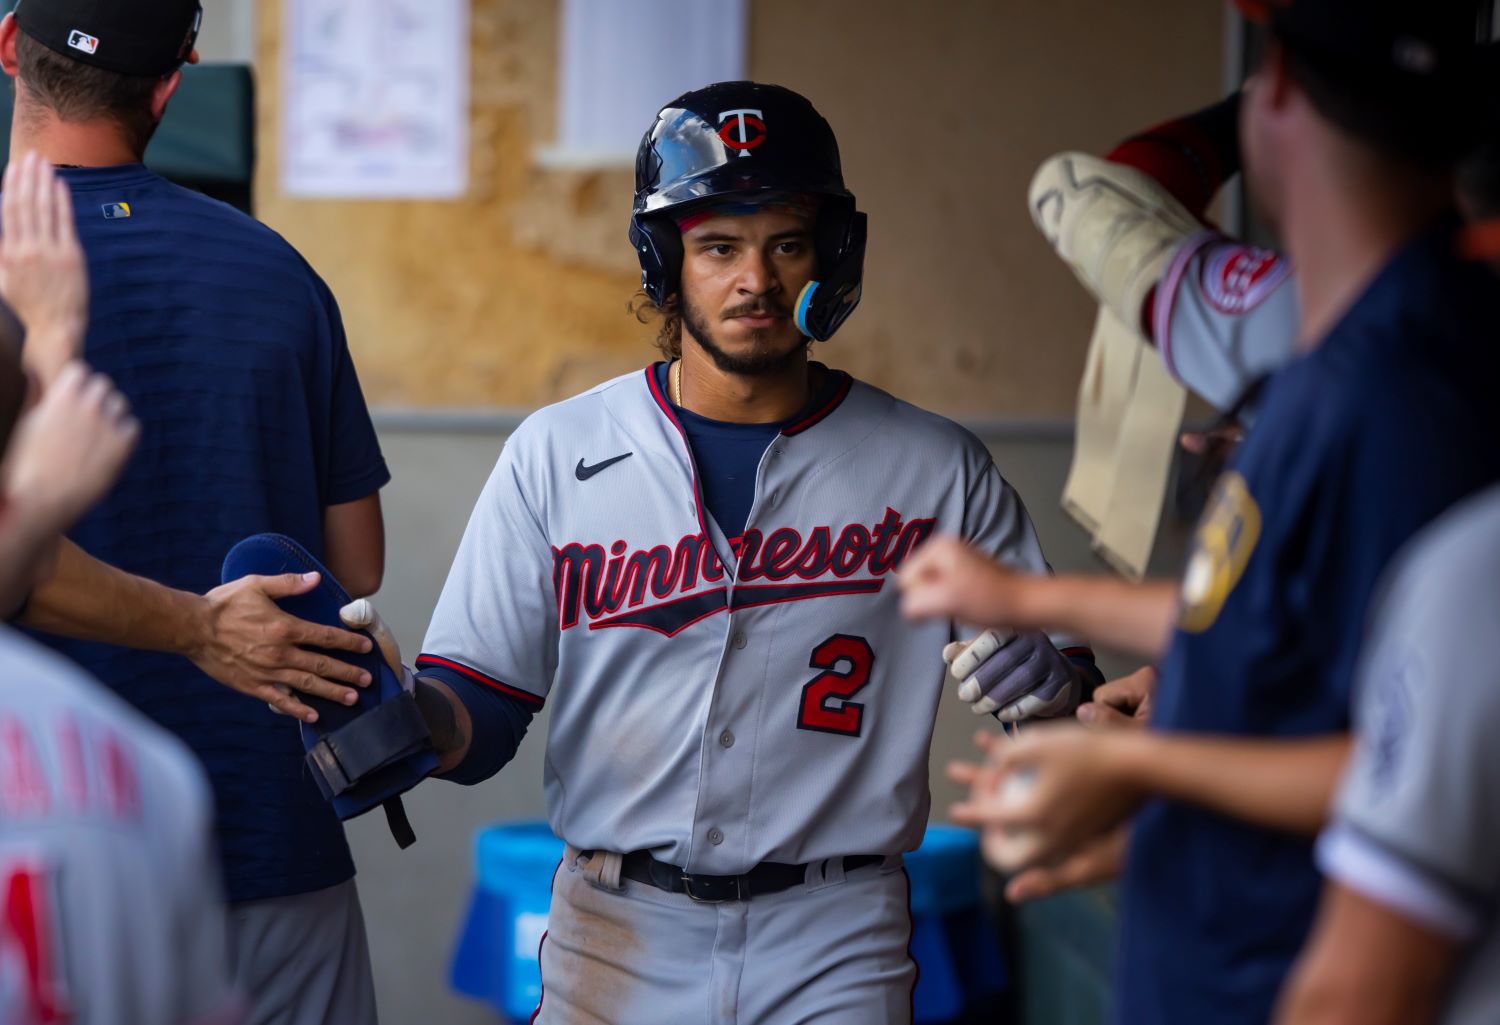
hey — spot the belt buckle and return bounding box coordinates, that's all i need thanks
[681,872,743,904]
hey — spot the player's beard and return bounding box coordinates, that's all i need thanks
[680,293,809,377]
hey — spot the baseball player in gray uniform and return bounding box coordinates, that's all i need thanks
[0,629,238,1025]
[0,158,238,1025]
[1275,483,1500,1025]
[336,82,1098,1024]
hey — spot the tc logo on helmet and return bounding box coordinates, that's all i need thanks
[718,109,766,158]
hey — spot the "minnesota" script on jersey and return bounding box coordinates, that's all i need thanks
[551,507,936,636]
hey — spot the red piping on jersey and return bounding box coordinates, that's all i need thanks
[528,860,561,1025]
[1458,220,1500,262]
[781,372,853,436]
[644,367,716,550]
[414,654,545,709]
[902,866,920,1023]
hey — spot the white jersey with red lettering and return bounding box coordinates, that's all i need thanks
[0,627,238,1025]
[420,366,1085,874]
[1153,230,1299,414]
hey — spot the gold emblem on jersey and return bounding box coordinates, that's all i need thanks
[1179,471,1261,633]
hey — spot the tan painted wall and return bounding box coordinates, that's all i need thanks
[254,0,1223,416]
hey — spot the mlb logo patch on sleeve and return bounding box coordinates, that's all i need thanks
[1198,244,1290,316]
[67,30,99,55]
[101,203,130,220]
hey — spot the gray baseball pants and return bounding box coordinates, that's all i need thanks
[532,846,916,1025]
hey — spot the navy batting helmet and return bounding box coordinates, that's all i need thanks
[629,81,867,342]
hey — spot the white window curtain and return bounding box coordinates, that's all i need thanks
[544,0,748,167]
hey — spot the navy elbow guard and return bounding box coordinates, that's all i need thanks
[220,533,439,848]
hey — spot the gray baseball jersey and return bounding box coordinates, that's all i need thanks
[1318,483,1500,1025]
[0,627,238,1025]
[1152,230,1299,413]
[421,367,1084,874]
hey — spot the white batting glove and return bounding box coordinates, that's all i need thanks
[339,598,415,695]
[944,628,1085,723]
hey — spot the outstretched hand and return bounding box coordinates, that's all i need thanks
[947,724,1145,872]
[188,573,376,723]
[1,152,87,386]
[4,361,138,534]
[1076,666,1157,728]
[899,535,1039,627]
[1004,826,1128,903]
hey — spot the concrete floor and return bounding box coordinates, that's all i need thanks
[349,421,1191,1025]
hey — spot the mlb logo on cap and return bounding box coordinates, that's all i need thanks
[67,30,99,55]
[102,203,130,220]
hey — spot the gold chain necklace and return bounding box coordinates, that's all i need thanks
[670,358,684,406]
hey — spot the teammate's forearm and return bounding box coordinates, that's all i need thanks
[0,508,67,614]
[1016,576,1178,661]
[21,538,208,656]
[21,324,86,391]
[1118,731,1352,835]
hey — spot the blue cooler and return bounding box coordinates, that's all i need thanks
[450,821,566,1022]
[906,824,1008,1023]
[449,822,1006,1023]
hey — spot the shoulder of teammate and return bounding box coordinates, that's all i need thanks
[141,174,338,308]
[1355,485,1500,713]
[0,627,212,826]
[1321,486,1500,939]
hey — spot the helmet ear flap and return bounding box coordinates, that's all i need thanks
[630,214,684,307]
[796,207,867,341]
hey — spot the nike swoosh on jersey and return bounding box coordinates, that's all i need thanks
[575,452,634,481]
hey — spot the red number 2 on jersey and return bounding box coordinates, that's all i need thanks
[1,857,69,1024]
[797,635,875,737]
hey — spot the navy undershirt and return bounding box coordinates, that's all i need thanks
[651,360,842,540]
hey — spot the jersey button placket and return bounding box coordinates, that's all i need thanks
[719,730,735,748]
[707,827,724,846]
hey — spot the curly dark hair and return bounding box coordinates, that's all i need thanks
[629,291,683,360]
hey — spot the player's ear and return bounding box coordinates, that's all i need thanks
[1259,40,1298,113]
[0,14,21,78]
[150,69,184,122]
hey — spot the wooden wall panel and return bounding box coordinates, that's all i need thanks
[254,0,1223,416]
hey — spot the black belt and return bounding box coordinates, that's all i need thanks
[617,850,884,903]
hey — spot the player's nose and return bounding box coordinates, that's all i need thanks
[734,249,780,296]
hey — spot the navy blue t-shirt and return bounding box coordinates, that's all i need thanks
[32,166,390,903]
[651,360,842,541]
[1117,217,1500,1025]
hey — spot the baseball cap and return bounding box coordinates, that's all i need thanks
[13,0,203,78]
[1236,0,1487,164]
[1235,0,1480,84]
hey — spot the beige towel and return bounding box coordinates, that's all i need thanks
[1061,307,1187,579]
